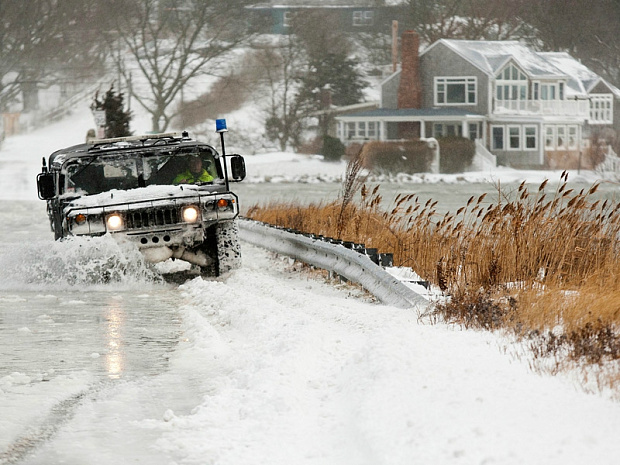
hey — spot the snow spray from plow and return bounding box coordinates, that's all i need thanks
[0,235,162,290]
[238,218,428,310]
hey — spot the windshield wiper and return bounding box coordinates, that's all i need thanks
[69,155,99,181]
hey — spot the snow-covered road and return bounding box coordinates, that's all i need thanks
[2,107,620,464]
[5,237,620,465]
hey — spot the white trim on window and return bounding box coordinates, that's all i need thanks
[346,122,355,140]
[590,94,613,124]
[492,124,538,151]
[508,125,521,150]
[434,76,477,105]
[567,125,578,150]
[356,122,367,138]
[556,126,566,150]
[491,125,504,150]
[282,11,293,28]
[368,121,376,138]
[496,64,528,102]
[468,123,479,140]
[540,83,558,100]
[353,10,374,26]
[524,126,537,150]
[545,126,555,149]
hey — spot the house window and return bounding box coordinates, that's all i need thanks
[432,123,462,138]
[347,122,355,139]
[496,64,527,103]
[433,123,443,138]
[540,83,558,100]
[435,77,477,105]
[353,10,373,26]
[525,126,537,150]
[368,122,376,138]
[468,123,479,140]
[545,126,555,148]
[493,125,538,151]
[568,125,578,149]
[556,126,566,149]
[508,126,521,149]
[492,126,504,150]
[357,122,367,138]
[590,94,613,124]
[282,11,293,28]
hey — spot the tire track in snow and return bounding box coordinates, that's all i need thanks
[0,388,94,464]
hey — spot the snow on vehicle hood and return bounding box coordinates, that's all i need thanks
[64,184,221,209]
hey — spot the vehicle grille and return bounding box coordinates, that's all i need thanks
[125,207,180,229]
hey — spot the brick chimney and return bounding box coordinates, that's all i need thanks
[397,30,422,109]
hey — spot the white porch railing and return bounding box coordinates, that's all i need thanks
[468,139,497,171]
[494,99,590,117]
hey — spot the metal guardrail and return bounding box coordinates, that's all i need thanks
[238,218,428,310]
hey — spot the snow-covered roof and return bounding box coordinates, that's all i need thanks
[423,39,619,99]
[540,52,620,98]
[428,40,567,79]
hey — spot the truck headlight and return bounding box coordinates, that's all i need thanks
[182,205,200,223]
[106,213,124,231]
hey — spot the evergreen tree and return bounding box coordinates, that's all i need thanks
[92,86,132,138]
[297,53,367,110]
[296,53,367,138]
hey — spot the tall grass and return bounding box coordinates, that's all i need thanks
[246,170,620,390]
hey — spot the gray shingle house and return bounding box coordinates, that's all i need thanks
[336,31,620,170]
[246,1,409,35]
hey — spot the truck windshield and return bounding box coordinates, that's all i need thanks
[64,149,220,196]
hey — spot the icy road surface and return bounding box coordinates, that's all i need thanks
[3,107,620,463]
[2,200,620,464]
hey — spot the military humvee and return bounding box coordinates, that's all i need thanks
[36,130,246,276]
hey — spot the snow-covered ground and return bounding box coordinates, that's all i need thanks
[1,106,620,464]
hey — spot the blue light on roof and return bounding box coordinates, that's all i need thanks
[216,119,228,133]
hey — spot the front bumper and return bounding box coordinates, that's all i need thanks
[63,192,238,250]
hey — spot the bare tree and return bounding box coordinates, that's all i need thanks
[0,2,39,111]
[519,0,620,86]
[406,0,463,43]
[107,0,252,133]
[256,37,305,151]
[0,0,111,113]
[289,10,352,61]
[457,0,528,40]
[406,0,528,43]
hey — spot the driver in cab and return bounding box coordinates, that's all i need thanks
[173,155,214,184]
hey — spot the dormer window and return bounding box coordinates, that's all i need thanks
[535,82,566,100]
[541,84,556,100]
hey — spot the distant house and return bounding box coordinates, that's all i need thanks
[245,2,409,35]
[336,31,620,170]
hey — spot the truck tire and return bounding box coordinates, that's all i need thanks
[215,220,242,276]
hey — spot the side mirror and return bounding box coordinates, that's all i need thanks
[37,172,55,200]
[230,155,246,181]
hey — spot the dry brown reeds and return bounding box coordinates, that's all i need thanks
[245,171,620,383]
